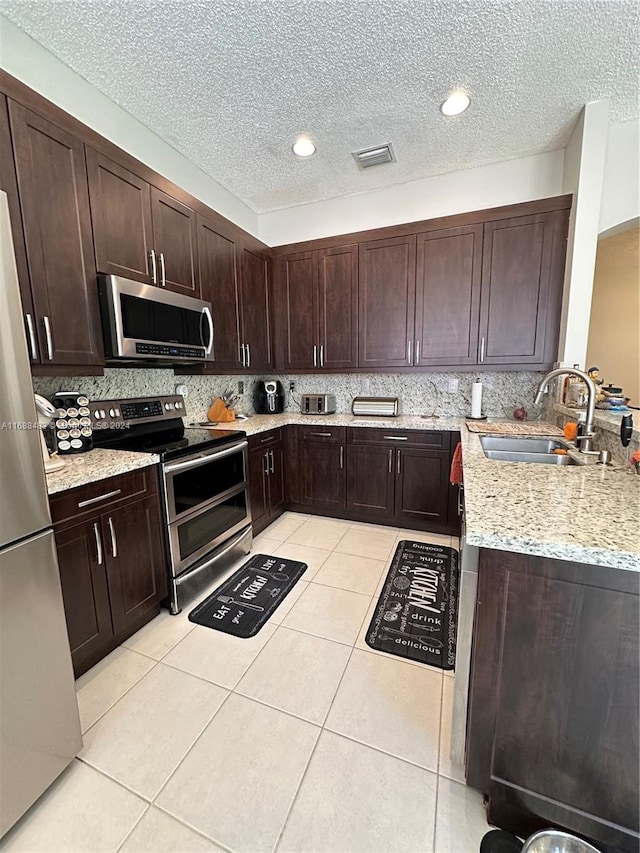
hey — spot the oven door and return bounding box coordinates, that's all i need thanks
[163,441,248,524]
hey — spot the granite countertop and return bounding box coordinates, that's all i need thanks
[45,449,160,495]
[221,413,640,572]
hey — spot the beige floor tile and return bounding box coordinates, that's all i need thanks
[119,806,223,852]
[267,541,331,581]
[156,695,319,853]
[434,777,493,853]
[236,626,351,724]
[80,663,227,800]
[285,518,351,549]
[122,610,195,661]
[268,580,309,625]
[261,513,308,540]
[75,647,156,734]
[439,676,466,783]
[162,622,276,689]
[396,530,452,548]
[0,760,146,852]
[282,583,371,645]
[277,731,437,853]
[334,527,397,561]
[325,648,443,770]
[253,529,288,548]
[348,520,400,535]
[312,551,387,596]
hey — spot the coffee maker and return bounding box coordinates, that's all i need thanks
[254,380,285,414]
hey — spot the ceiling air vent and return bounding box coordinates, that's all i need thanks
[352,143,395,170]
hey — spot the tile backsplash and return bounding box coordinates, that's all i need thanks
[33,368,545,421]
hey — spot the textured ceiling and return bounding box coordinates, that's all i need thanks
[1,0,638,213]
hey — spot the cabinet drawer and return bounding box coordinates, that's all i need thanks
[248,428,283,450]
[50,466,158,527]
[347,427,449,449]
[300,425,346,443]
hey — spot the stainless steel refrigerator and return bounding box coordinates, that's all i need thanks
[0,191,82,838]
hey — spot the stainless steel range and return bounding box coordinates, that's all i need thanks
[91,396,252,614]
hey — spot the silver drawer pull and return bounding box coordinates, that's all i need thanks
[260,436,276,444]
[310,431,332,437]
[384,435,408,441]
[107,516,118,558]
[93,522,103,565]
[78,488,122,508]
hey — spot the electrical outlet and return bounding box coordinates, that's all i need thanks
[361,377,371,393]
[289,381,295,392]
[447,377,459,393]
[237,381,244,394]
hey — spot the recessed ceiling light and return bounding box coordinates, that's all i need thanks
[441,90,471,117]
[292,137,316,157]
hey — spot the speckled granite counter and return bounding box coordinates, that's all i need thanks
[45,449,160,495]
[217,413,640,572]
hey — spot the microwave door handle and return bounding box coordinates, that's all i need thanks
[201,307,214,356]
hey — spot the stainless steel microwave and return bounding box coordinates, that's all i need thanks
[98,274,214,363]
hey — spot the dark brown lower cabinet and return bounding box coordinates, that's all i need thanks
[52,469,167,677]
[248,430,286,535]
[300,440,346,511]
[346,444,395,518]
[394,447,451,530]
[467,549,639,852]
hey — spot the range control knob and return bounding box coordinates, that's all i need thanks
[165,403,172,411]
[109,408,116,417]
[114,408,120,417]
[174,402,181,409]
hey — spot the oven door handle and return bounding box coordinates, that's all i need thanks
[163,440,248,474]
[201,307,214,356]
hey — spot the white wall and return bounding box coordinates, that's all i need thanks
[599,119,640,236]
[0,15,259,237]
[258,150,564,246]
[557,100,610,368]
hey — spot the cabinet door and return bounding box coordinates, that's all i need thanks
[478,212,566,365]
[248,448,269,534]
[394,448,450,529]
[86,147,153,283]
[55,517,113,676]
[318,244,358,369]
[415,226,482,366]
[197,217,242,369]
[150,187,199,296]
[9,101,103,366]
[274,251,317,369]
[0,95,37,362]
[267,443,286,517]
[300,441,346,510]
[102,496,166,635]
[346,444,394,519]
[358,235,415,368]
[239,245,273,369]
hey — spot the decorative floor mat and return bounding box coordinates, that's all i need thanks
[188,553,307,638]
[365,540,459,670]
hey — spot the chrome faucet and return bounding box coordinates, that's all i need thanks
[534,367,598,454]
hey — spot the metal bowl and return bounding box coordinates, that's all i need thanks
[522,830,602,853]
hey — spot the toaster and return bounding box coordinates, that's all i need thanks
[300,394,337,415]
[351,396,399,417]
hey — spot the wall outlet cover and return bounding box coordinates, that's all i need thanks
[175,384,189,397]
[289,381,295,392]
[238,381,244,394]
[447,378,459,393]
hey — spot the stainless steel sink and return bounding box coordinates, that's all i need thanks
[479,435,577,465]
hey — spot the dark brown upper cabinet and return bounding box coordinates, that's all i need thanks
[358,235,416,368]
[273,244,358,371]
[87,149,199,296]
[414,225,483,366]
[238,244,273,370]
[8,101,103,367]
[478,210,568,366]
[197,215,242,369]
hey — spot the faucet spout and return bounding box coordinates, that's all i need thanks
[533,367,598,453]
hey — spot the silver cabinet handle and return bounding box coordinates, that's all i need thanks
[260,435,276,444]
[457,484,464,517]
[149,249,157,284]
[240,343,246,367]
[310,431,332,437]
[43,315,54,360]
[340,446,344,469]
[263,451,269,475]
[269,449,275,474]
[159,252,166,287]
[397,450,401,475]
[407,339,412,363]
[78,488,122,508]
[384,435,408,441]
[313,345,317,367]
[415,340,420,364]
[25,314,38,360]
[320,344,324,367]
[107,516,117,558]
[480,336,485,363]
[93,522,103,566]
[246,343,251,368]
[388,448,393,473]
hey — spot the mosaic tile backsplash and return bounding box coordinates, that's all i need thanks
[33,368,546,422]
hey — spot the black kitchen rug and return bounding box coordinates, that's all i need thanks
[365,540,459,670]
[188,553,307,638]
